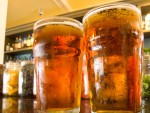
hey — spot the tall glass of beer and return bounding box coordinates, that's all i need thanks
[83,2,143,113]
[33,17,83,113]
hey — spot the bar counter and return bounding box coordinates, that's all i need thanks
[0,96,150,113]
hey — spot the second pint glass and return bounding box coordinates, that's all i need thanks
[83,2,143,113]
[33,17,83,113]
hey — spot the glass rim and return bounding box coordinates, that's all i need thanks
[82,2,141,23]
[33,16,83,30]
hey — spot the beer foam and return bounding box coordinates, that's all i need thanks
[34,18,83,31]
[83,2,141,23]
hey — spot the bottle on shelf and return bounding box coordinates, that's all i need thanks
[6,43,10,51]
[10,45,13,51]
[5,56,9,63]
[21,37,24,48]
[23,37,27,48]
[15,37,19,49]
[16,56,21,64]
[12,44,15,50]
[27,34,31,47]
[13,57,16,62]
[9,57,13,63]
[30,33,34,46]
[18,36,22,49]
[24,57,28,61]
[30,54,34,60]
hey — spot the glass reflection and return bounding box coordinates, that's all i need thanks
[2,97,18,113]
[0,97,150,113]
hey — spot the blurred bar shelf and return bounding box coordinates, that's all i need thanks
[4,47,32,54]
[144,30,150,33]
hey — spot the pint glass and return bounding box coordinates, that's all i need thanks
[83,2,143,113]
[33,17,83,113]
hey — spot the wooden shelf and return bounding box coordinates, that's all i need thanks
[4,47,32,54]
[144,29,150,33]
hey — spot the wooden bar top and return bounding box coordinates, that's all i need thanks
[0,97,150,113]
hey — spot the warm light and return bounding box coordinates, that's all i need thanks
[145,13,150,30]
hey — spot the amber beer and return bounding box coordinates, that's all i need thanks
[83,2,143,113]
[33,17,83,113]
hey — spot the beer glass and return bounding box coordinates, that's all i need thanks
[33,17,83,113]
[83,2,143,113]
